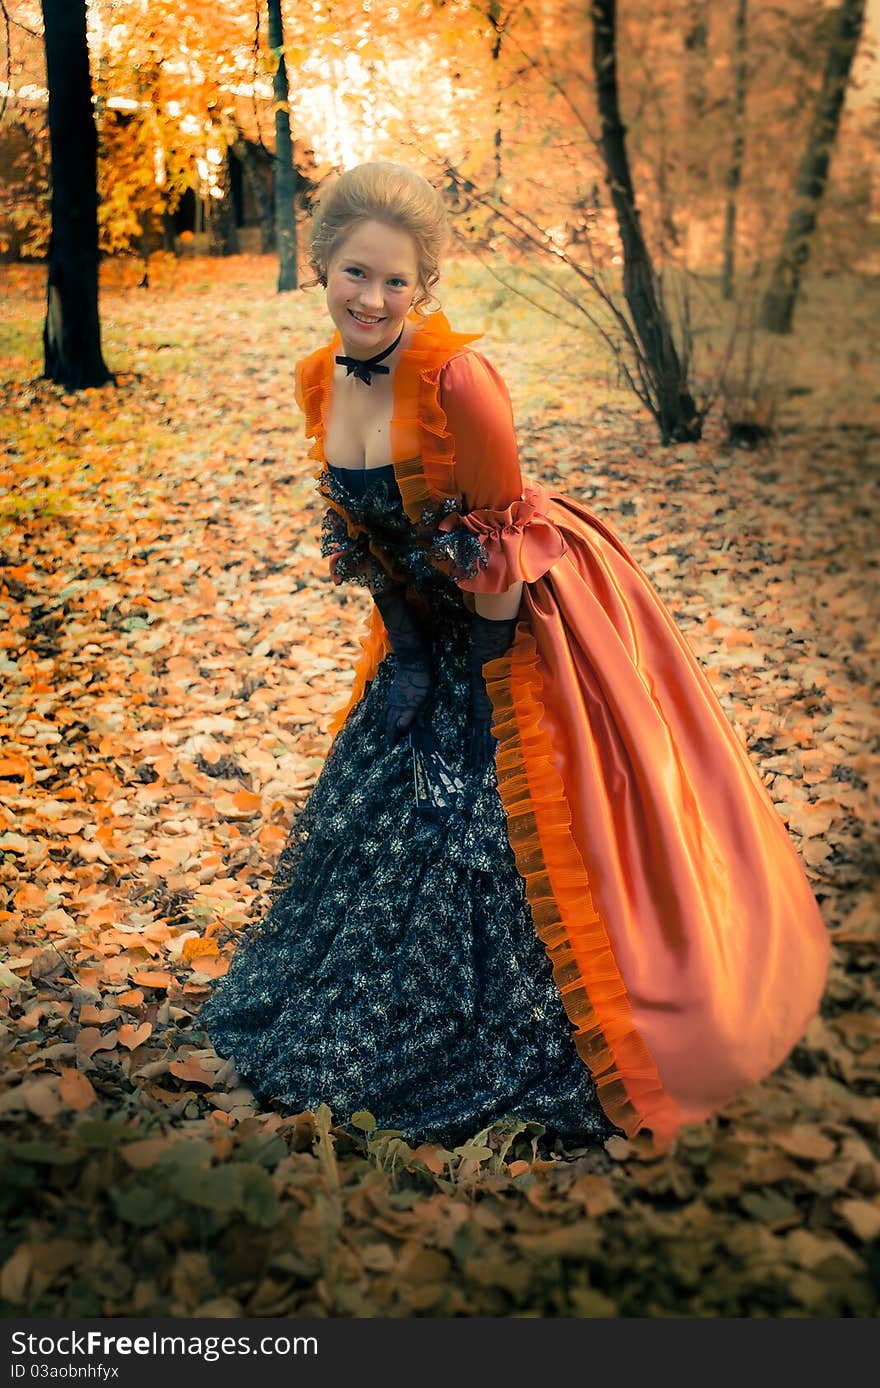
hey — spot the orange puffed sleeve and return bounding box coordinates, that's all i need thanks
[439,352,522,511]
[437,352,568,593]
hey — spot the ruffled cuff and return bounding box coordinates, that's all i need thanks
[320,508,393,595]
[436,481,568,593]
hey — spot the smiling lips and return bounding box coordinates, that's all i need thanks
[349,310,384,325]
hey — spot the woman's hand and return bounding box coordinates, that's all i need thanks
[385,661,432,744]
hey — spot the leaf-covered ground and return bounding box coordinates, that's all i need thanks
[1,256,878,1318]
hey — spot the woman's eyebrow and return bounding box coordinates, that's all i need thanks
[342,258,411,276]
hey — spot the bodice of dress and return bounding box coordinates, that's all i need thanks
[320,462,487,605]
[326,461,399,501]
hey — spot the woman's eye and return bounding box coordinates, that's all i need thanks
[388,278,407,289]
[344,266,363,277]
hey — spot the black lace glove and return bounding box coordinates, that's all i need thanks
[467,611,519,770]
[374,585,432,747]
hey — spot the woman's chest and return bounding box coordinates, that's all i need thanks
[324,373,394,470]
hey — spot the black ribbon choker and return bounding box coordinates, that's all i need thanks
[335,325,404,385]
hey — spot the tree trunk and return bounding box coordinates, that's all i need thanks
[590,0,700,443]
[682,1,709,185]
[488,0,503,189]
[209,148,241,257]
[40,0,113,388]
[760,0,866,334]
[235,136,276,253]
[267,0,298,292]
[721,0,748,301]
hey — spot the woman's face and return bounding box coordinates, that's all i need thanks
[325,219,420,359]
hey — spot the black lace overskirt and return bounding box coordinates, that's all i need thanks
[197,468,619,1147]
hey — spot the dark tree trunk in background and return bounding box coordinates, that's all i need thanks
[267,0,298,291]
[488,0,503,188]
[591,0,700,443]
[234,135,276,253]
[209,148,241,256]
[40,0,113,388]
[721,0,748,301]
[760,0,866,334]
[682,0,709,184]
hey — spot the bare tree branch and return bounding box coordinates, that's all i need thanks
[443,156,661,422]
[250,0,273,161]
[2,0,40,39]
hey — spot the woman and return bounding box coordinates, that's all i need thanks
[199,161,830,1155]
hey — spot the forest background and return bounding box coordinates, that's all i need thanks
[0,0,879,1320]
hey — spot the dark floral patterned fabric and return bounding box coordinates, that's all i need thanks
[197,466,620,1148]
[318,462,490,597]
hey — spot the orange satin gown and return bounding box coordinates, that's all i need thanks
[295,311,831,1154]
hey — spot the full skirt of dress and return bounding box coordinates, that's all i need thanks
[197,589,621,1149]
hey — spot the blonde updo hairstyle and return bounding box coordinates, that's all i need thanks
[307,161,448,315]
